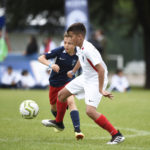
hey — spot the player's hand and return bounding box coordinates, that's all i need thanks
[100,90,114,99]
[52,64,60,73]
[67,70,75,78]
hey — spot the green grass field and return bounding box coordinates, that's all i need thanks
[0,88,150,150]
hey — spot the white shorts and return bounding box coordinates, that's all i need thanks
[66,75,108,108]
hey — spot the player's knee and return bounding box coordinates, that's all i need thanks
[58,90,64,102]
[58,88,72,102]
[68,101,77,111]
[86,109,93,118]
[86,107,97,120]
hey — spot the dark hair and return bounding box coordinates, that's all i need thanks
[63,32,72,38]
[7,66,12,70]
[116,69,123,74]
[21,70,28,75]
[67,22,86,37]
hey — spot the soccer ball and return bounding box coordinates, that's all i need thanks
[19,100,39,119]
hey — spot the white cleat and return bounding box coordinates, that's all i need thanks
[75,132,84,140]
[41,119,52,127]
[41,119,65,131]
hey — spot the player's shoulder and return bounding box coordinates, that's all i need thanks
[83,40,99,54]
[51,46,64,52]
[48,46,65,55]
[83,40,95,49]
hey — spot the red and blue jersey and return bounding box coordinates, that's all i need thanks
[45,46,78,87]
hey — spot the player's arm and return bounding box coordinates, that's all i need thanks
[67,60,81,78]
[38,55,60,73]
[95,63,113,99]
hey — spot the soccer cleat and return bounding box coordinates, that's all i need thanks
[41,119,65,131]
[75,132,84,140]
[107,130,125,145]
[42,119,52,127]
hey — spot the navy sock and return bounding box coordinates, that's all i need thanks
[51,110,57,118]
[70,110,81,132]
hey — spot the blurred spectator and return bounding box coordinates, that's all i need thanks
[89,31,103,54]
[95,29,107,61]
[0,29,11,62]
[24,35,38,56]
[0,66,17,88]
[108,69,131,92]
[39,35,56,54]
[38,69,50,89]
[20,70,36,89]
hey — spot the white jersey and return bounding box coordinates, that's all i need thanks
[108,75,129,92]
[76,40,108,82]
[1,71,16,85]
[20,74,36,88]
[66,40,108,108]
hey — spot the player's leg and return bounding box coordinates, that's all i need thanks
[49,86,60,117]
[50,104,57,117]
[67,95,84,140]
[49,85,69,118]
[45,75,84,130]
[55,75,84,124]
[43,87,72,131]
[86,105,125,144]
[85,82,125,144]
[86,104,118,135]
[41,86,58,126]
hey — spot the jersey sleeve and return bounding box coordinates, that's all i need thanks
[45,46,64,59]
[85,44,102,66]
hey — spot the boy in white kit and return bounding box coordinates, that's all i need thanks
[45,23,125,144]
[66,39,108,108]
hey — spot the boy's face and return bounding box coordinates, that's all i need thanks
[68,31,78,46]
[64,36,75,53]
[118,71,123,77]
[7,68,12,74]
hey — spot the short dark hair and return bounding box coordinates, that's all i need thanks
[21,70,28,76]
[67,22,86,37]
[7,66,12,70]
[116,69,123,74]
[63,32,71,38]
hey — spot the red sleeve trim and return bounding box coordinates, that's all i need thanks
[87,58,98,72]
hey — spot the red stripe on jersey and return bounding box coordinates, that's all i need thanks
[87,58,98,72]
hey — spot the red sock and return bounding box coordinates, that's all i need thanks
[94,114,118,136]
[55,98,67,123]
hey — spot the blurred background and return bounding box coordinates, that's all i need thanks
[0,0,150,89]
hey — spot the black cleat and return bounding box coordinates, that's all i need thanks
[107,130,125,145]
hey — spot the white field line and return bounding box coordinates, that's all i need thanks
[1,118,150,139]
[0,121,150,150]
[0,138,148,150]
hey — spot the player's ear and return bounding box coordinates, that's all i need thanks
[78,34,83,40]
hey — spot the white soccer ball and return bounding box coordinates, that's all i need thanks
[19,100,39,119]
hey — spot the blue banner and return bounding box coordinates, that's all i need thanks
[0,8,5,29]
[65,0,89,39]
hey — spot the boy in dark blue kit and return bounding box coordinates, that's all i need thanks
[38,33,84,140]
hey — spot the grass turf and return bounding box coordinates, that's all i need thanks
[0,88,150,150]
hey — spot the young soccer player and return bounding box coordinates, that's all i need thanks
[38,33,84,140]
[46,23,125,144]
